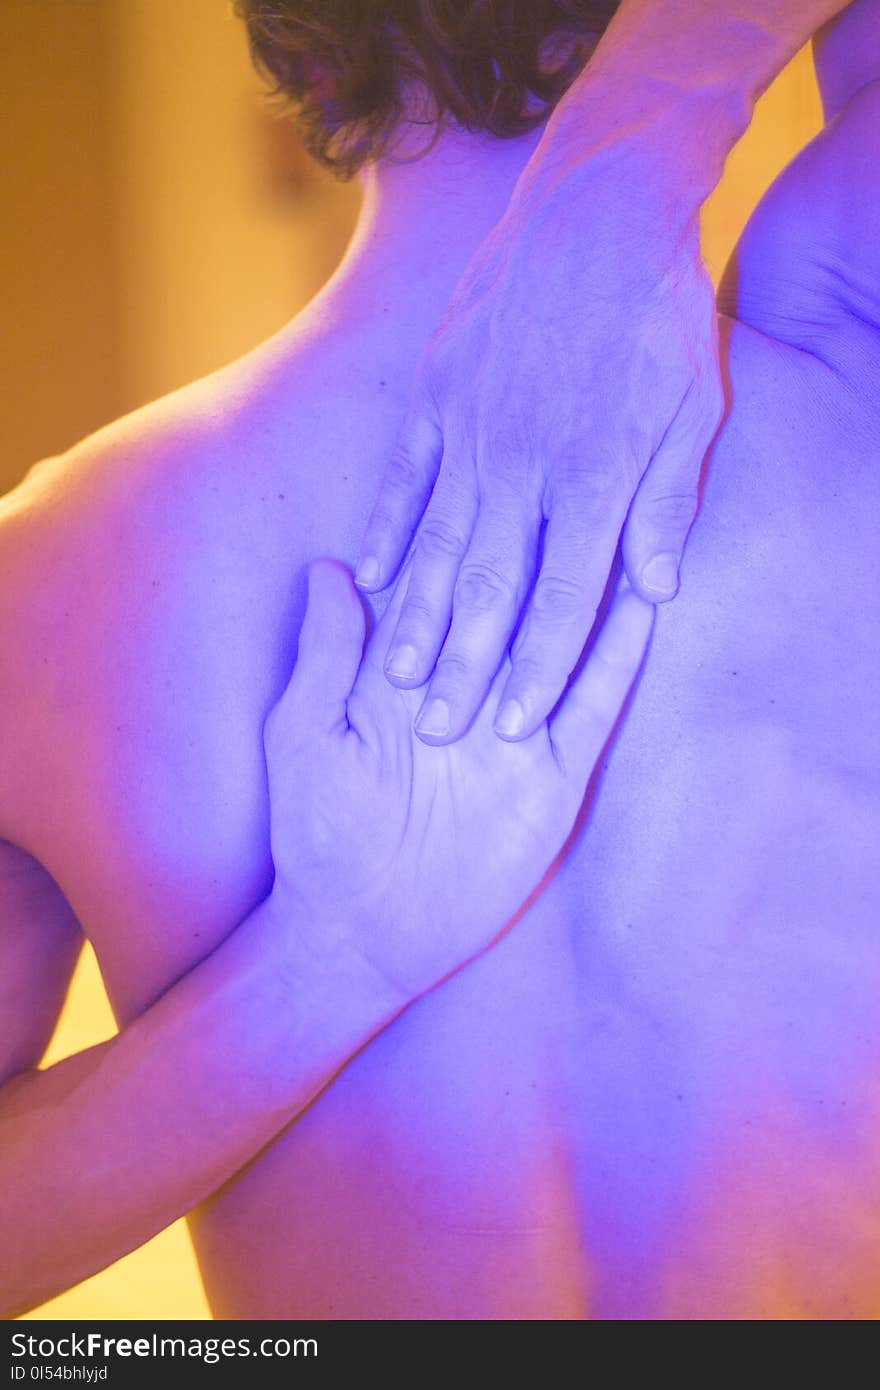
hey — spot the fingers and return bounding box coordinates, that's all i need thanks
[493,473,631,741]
[355,400,444,592]
[408,498,540,743]
[381,453,478,689]
[356,549,417,677]
[272,559,366,737]
[623,378,725,603]
[549,584,654,785]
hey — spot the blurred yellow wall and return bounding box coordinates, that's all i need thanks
[1,0,359,492]
[1,0,119,491]
[2,1,821,1322]
[701,43,824,283]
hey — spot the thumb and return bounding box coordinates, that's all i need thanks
[622,382,723,602]
[277,559,366,735]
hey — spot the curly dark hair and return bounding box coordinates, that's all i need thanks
[235,1,621,178]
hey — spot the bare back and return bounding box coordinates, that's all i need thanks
[2,54,879,1318]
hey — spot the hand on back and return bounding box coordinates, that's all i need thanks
[355,140,722,745]
[264,558,653,1002]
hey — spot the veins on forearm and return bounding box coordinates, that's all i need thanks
[540,0,853,203]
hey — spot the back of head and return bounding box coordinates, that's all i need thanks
[236,1,621,178]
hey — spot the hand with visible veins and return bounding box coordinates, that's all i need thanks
[354,0,852,746]
[359,167,721,749]
[265,559,653,1000]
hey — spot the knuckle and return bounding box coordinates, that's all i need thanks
[531,572,590,623]
[454,561,516,614]
[432,649,472,688]
[509,649,547,686]
[365,503,399,539]
[384,444,423,492]
[419,514,468,560]
[485,418,532,466]
[548,460,629,516]
[641,489,699,531]
[399,588,436,625]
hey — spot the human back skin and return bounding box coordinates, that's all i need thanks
[1,13,879,1319]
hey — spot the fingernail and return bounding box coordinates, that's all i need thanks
[355,556,380,589]
[495,699,524,739]
[385,644,418,681]
[641,553,679,598]
[415,698,449,738]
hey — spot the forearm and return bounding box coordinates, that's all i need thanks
[0,894,403,1318]
[539,0,853,209]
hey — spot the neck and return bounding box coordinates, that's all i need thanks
[316,122,544,329]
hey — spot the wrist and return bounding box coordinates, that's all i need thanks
[536,2,832,214]
[257,888,409,1052]
[535,77,747,225]
[191,890,408,1127]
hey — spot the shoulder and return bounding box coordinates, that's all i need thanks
[0,372,306,974]
[0,378,288,851]
[719,78,880,401]
[655,84,880,767]
[707,77,880,593]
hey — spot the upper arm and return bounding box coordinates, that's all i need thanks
[0,841,83,1086]
[0,482,50,843]
[719,78,880,385]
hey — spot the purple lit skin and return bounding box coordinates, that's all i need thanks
[265,559,653,1003]
[0,0,878,1324]
[356,0,858,750]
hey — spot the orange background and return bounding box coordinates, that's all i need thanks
[1,0,822,1321]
